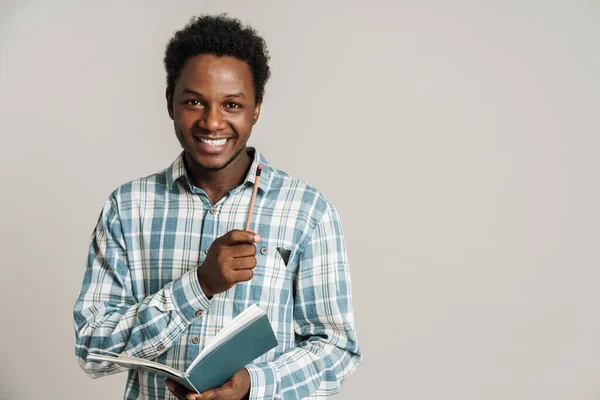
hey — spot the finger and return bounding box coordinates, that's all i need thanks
[232,255,257,270]
[191,386,230,400]
[231,243,257,258]
[187,389,217,400]
[233,269,254,282]
[165,379,193,400]
[220,229,260,246]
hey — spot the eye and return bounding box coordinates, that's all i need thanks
[184,99,202,106]
[225,102,242,109]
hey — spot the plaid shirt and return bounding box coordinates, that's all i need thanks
[73,148,361,399]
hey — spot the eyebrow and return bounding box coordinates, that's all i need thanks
[182,89,246,99]
[225,92,246,99]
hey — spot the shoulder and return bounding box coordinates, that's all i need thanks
[105,166,172,210]
[266,165,338,228]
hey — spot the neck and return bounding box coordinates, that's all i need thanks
[184,148,254,204]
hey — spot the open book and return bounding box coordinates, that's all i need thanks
[87,304,278,393]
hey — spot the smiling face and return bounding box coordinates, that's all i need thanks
[168,54,261,171]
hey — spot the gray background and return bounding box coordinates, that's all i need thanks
[1,1,599,399]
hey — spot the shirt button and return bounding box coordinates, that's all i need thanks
[192,337,200,344]
[157,345,165,351]
[209,207,217,215]
[260,247,268,255]
[204,248,209,254]
[195,310,204,317]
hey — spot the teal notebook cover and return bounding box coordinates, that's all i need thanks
[184,314,277,393]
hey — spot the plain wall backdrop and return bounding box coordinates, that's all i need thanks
[1,1,599,399]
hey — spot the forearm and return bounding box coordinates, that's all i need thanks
[246,339,361,400]
[74,267,210,378]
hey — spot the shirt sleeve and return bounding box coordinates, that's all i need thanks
[73,194,211,378]
[245,203,362,399]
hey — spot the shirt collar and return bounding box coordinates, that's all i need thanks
[166,147,271,193]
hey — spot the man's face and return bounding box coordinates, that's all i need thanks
[168,54,261,171]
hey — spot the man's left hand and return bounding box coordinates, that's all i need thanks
[166,367,251,400]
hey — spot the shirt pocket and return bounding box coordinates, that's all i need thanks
[229,242,294,312]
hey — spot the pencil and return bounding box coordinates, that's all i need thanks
[244,164,262,231]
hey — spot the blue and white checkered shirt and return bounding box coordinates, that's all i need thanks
[74,147,362,399]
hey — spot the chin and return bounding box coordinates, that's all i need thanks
[185,151,234,171]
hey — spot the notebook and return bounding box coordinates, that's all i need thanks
[87,304,278,393]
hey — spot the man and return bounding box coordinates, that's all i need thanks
[74,14,361,400]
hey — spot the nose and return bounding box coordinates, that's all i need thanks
[199,106,227,132]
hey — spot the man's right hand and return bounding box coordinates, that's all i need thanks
[197,230,261,298]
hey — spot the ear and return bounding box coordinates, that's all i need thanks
[166,89,174,120]
[252,99,262,125]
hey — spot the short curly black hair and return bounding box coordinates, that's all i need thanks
[164,14,271,104]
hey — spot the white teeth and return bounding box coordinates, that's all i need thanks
[199,138,228,146]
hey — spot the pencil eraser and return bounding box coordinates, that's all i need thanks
[256,164,262,176]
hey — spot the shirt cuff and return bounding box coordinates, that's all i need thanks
[170,268,211,324]
[246,362,279,400]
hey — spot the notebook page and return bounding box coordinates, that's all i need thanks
[87,353,184,378]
